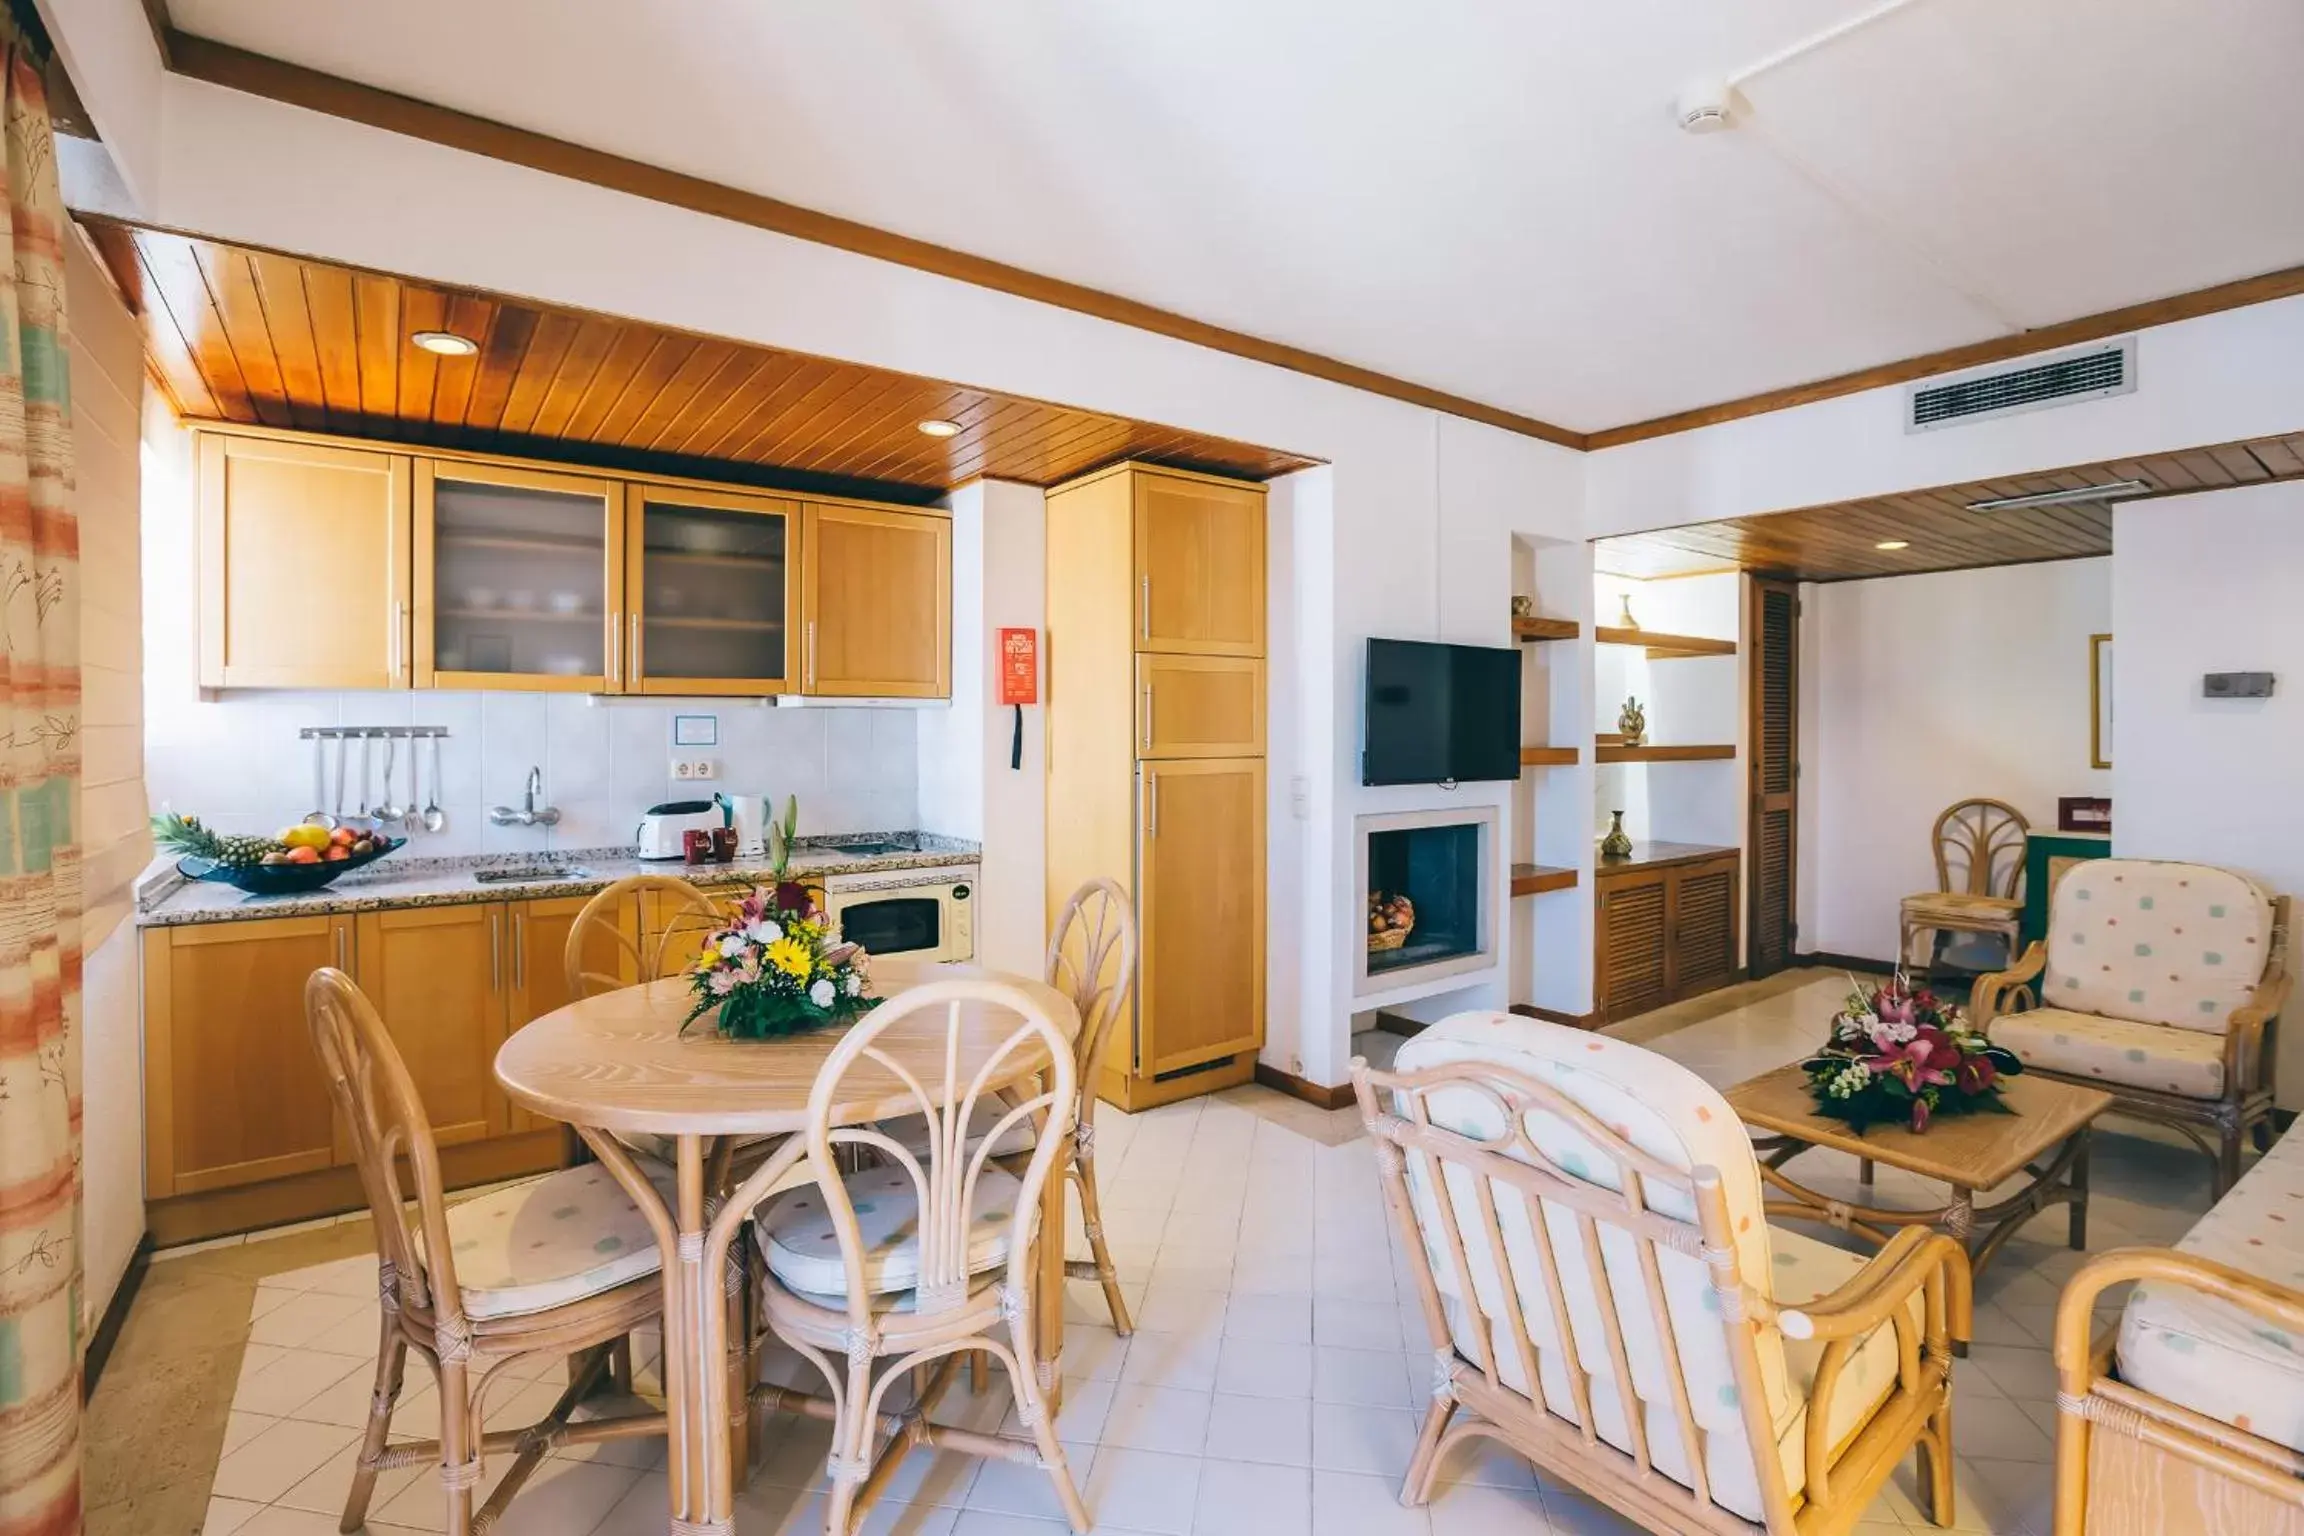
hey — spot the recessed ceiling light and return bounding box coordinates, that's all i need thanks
[1875,540,1910,551]
[411,330,478,357]
[1966,478,2150,513]
[916,419,961,438]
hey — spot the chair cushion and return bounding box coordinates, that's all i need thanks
[755,1161,1021,1298]
[878,1100,1037,1161]
[1990,1006,2226,1099]
[2117,1125,2304,1453]
[1438,1225,1909,1524]
[1902,892,2021,922]
[1393,1013,1791,1520]
[445,1165,664,1322]
[2044,859,2274,1034]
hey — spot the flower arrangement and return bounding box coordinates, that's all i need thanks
[682,797,873,1040]
[1801,973,2021,1133]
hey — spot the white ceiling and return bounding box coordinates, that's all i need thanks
[168,0,2304,432]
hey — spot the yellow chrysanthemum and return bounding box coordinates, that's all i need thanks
[764,936,813,979]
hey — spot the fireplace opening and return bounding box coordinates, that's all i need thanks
[1367,821,1483,976]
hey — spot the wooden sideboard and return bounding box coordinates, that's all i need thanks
[1593,841,1742,1026]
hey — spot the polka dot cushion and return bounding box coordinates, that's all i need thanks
[2118,1125,2304,1454]
[442,1164,666,1321]
[1989,1005,2227,1100]
[2043,859,2275,1034]
[755,1161,1020,1298]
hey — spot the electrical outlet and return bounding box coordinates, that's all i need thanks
[672,757,719,781]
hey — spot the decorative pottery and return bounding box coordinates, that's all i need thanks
[1617,697,1647,747]
[1600,811,1633,858]
[1618,593,1640,630]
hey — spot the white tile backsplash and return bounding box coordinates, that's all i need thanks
[147,692,922,857]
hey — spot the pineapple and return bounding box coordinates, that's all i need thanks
[152,812,284,870]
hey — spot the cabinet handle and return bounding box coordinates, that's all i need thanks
[489,911,502,992]
[1139,576,1151,640]
[1148,774,1160,838]
[805,620,817,690]
[1141,683,1154,749]
[513,910,526,990]
[334,924,348,972]
[607,611,621,684]
[390,601,405,682]
[628,613,642,681]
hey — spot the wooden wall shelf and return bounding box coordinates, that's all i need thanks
[1511,863,1579,897]
[1595,743,1735,763]
[1594,625,1736,660]
[1512,616,1580,642]
[1519,745,1579,766]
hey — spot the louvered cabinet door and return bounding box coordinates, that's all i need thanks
[1669,858,1741,1001]
[1747,575,1799,976]
[1595,871,1671,1024]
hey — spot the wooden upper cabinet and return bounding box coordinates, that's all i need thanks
[198,433,412,689]
[1137,757,1265,1075]
[1134,470,1265,657]
[143,915,352,1197]
[415,460,623,692]
[626,483,798,696]
[801,503,952,698]
[353,904,512,1146]
[1136,654,1263,759]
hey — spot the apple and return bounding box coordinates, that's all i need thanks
[285,846,321,865]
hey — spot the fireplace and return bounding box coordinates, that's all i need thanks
[1356,807,1497,996]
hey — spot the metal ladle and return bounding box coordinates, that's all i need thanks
[421,736,446,833]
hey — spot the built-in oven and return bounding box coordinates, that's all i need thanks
[820,864,976,963]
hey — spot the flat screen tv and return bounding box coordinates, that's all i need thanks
[1362,638,1522,786]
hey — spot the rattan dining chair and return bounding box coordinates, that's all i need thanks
[305,967,667,1536]
[751,977,1089,1535]
[1899,798,2029,974]
[881,878,1138,1333]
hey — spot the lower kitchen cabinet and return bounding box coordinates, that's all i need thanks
[353,905,514,1146]
[1136,758,1266,1079]
[1592,844,1742,1026]
[506,893,637,1132]
[142,915,354,1198]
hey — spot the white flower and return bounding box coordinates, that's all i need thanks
[708,969,740,996]
[745,918,783,945]
[1827,1062,1873,1099]
[719,933,753,961]
[843,973,862,996]
[809,978,836,1008]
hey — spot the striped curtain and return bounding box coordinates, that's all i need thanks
[0,6,79,1532]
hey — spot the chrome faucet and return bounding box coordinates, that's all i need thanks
[489,766,561,827]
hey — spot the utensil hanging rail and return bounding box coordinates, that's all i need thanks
[298,726,453,739]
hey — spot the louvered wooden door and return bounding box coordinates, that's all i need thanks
[1748,575,1799,977]
[1595,869,1671,1023]
[1670,859,1741,998]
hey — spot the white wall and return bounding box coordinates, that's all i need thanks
[1590,572,1743,850]
[2113,486,2304,1105]
[1797,558,2111,962]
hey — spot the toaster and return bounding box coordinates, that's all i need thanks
[635,797,728,860]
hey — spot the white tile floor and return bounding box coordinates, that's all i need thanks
[194,975,2227,1536]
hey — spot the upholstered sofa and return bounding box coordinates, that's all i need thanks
[1972,857,2291,1194]
[1353,1013,1971,1536]
[2053,1120,2304,1535]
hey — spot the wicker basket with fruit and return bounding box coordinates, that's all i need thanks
[154,813,404,895]
[1368,890,1416,952]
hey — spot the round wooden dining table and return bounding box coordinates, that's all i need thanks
[495,958,1079,1536]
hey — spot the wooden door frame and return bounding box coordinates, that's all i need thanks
[1746,573,1800,978]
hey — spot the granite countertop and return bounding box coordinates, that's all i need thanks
[135,833,981,927]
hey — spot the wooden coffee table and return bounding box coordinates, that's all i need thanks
[1726,1064,2113,1280]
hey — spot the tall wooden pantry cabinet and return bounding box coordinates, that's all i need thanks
[1046,463,1267,1110]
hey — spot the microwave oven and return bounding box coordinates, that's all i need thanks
[820,865,976,963]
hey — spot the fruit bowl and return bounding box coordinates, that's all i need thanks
[179,835,406,895]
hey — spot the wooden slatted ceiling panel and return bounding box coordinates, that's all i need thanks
[1593,431,2304,583]
[107,223,1318,497]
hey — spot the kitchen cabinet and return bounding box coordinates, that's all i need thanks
[1592,844,1741,1026]
[415,459,624,692]
[198,433,412,690]
[354,905,513,1146]
[143,915,355,1197]
[801,502,953,698]
[1138,758,1266,1076]
[505,893,635,1131]
[626,482,799,696]
[1134,469,1265,655]
[192,425,953,700]
[1136,654,1263,759]
[1046,461,1269,1109]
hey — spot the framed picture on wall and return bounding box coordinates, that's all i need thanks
[2089,633,2113,769]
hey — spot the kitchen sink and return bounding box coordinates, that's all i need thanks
[474,864,592,884]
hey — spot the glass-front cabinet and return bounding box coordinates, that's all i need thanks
[625,483,797,695]
[414,461,623,691]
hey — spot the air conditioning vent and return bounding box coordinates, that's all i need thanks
[1906,339,2135,432]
